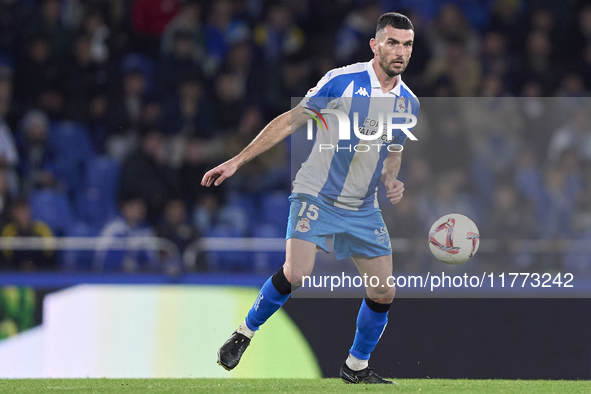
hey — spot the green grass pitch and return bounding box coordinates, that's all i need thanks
[0,379,590,393]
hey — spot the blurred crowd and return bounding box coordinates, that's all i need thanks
[0,0,590,273]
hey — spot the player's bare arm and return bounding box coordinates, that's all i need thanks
[201,107,309,187]
[381,150,404,204]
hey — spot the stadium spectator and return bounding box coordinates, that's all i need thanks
[104,67,146,160]
[82,92,109,154]
[213,72,247,133]
[524,30,556,95]
[161,74,212,137]
[161,0,204,56]
[381,191,424,273]
[0,198,54,271]
[221,41,266,106]
[63,34,109,119]
[24,0,72,61]
[563,182,591,272]
[537,168,577,239]
[14,33,62,111]
[223,106,289,193]
[519,81,556,158]
[513,147,542,203]
[139,93,163,133]
[480,31,519,92]
[556,73,588,97]
[156,198,198,255]
[423,36,482,96]
[485,184,538,268]
[204,0,249,74]
[403,158,433,198]
[254,3,305,63]
[118,130,177,222]
[0,0,35,56]
[335,2,382,64]
[417,172,477,232]
[558,149,585,208]
[576,4,591,47]
[16,110,56,194]
[157,29,203,97]
[383,191,421,239]
[489,0,527,51]
[0,68,18,195]
[426,3,480,59]
[424,115,471,175]
[265,53,312,118]
[132,0,180,57]
[0,169,12,228]
[94,196,156,272]
[80,9,110,64]
[178,138,220,207]
[192,192,248,237]
[547,106,591,163]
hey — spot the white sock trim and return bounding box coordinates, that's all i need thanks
[346,354,368,371]
[237,321,256,339]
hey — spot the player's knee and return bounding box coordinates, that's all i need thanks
[283,269,304,289]
[282,262,312,288]
[368,284,396,301]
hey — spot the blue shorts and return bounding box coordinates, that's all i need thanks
[286,193,392,260]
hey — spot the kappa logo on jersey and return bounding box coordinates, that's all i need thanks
[355,87,369,97]
[396,97,406,112]
[295,218,311,233]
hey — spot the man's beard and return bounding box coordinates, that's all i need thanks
[378,51,405,77]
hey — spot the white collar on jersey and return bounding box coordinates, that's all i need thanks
[366,59,402,96]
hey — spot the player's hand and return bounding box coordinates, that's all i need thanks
[201,159,240,187]
[385,177,404,204]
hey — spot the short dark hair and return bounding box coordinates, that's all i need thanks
[376,12,414,35]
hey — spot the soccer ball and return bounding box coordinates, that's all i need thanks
[428,213,480,265]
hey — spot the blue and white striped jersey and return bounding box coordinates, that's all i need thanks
[293,59,420,211]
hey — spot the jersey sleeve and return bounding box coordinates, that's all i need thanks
[299,71,336,112]
[391,96,420,146]
[299,68,357,112]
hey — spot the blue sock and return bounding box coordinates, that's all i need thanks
[349,299,389,360]
[245,276,290,331]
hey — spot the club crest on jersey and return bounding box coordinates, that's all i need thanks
[396,97,406,112]
[295,218,311,233]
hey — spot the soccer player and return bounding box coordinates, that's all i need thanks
[201,12,418,384]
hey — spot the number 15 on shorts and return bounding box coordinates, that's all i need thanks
[295,202,319,233]
[298,201,319,220]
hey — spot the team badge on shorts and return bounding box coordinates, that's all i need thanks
[374,226,389,245]
[295,218,311,233]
